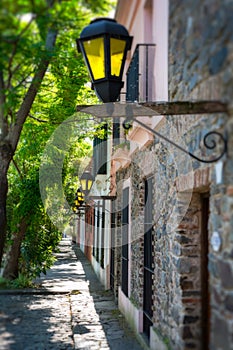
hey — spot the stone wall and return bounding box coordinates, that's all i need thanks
[113,160,145,306]
[169,0,233,102]
[112,0,233,349]
[168,0,233,349]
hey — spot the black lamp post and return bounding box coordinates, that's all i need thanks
[80,171,94,196]
[76,21,228,164]
[72,171,94,215]
[72,187,85,216]
[77,18,133,102]
[74,188,84,209]
[75,187,85,206]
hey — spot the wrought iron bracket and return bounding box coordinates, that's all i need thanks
[79,101,228,164]
[124,118,227,163]
[88,195,117,200]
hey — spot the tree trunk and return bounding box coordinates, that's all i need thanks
[0,146,12,266]
[0,27,57,270]
[2,218,27,280]
[0,175,8,266]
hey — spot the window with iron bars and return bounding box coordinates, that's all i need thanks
[125,44,156,103]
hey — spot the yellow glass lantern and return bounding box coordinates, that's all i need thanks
[75,188,85,206]
[80,171,94,196]
[77,18,133,102]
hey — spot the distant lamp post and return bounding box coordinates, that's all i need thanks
[80,171,94,196]
[75,187,85,206]
[72,187,85,216]
[77,18,133,102]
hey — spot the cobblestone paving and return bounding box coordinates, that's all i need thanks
[0,239,145,350]
[0,294,73,350]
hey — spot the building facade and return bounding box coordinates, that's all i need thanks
[78,0,233,349]
[112,0,233,349]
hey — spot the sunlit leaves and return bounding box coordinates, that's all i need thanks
[3,0,114,279]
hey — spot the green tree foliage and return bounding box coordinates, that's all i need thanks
[5,167,60,279]
[0,0,115,280]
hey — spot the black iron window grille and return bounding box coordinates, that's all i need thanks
[93,123,108,175]
[143,176,153,339]
[121,187,129,296]
[126,44,156,103]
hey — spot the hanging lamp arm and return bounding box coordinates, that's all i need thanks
[125,117,227,164]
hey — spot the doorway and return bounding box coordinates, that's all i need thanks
[143,176,153,339]
[122,187,129,296]
[201,194,210,349]
[110,210,115,291]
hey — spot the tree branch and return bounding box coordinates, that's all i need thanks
[15,71,34,90]
[28,114,95,125]
[0,70,9,139]
[18,15,37,38]
[9,27,58,152]
[6,43,18,89]
[0,70,5,119]
[5,15,37,89]
[29,114,48,123]
[12,158,23,180]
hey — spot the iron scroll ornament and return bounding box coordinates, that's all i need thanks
[123,117,227,164]
[79,101,228,164]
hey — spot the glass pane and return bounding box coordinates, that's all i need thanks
[80,179,87,191]
[83,37,105,80]
[110,38,126,77]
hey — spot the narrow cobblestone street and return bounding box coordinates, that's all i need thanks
[0,239,145,350]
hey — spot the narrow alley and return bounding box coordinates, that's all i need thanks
[0,239,145,350]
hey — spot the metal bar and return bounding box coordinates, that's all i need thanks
[88,195,116,200]
[77,100,228,117]
[145,45,149,102]
[142,100,228,115]
[134,118,227,163]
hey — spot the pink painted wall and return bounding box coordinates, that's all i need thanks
[115,0,168,101]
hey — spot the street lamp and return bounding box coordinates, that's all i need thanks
[72,172,94,216]
[72,187,85,216]
[80,171,94,196]
[76,20,228,164]
[77,18,133,102]
[75,187,85,206]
